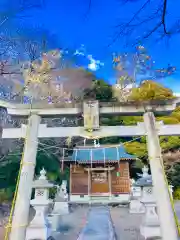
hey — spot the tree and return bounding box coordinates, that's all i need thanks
[112,47,176,102]
[0,0,45,56]
[0,138,71,202]
[109,0,179,46]
[83,79,113,101]
[129,80,175,101]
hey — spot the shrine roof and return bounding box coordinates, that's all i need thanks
[71,145,136,163]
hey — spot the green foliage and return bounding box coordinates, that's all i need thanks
[167,163,180,190]
[0,146,70,202]
[0,188,14,203]
[173,188,180,200]
[156,116,180,124]
[119,116,143,125]
[83,79,113,101]
[124,141,147,159]
[129,80,174,101]
[160,136,180,151]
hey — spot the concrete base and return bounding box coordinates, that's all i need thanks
[52,201,69,215]
[48,214,61,231]
[26,222,52,240]
[129,200,145,214]
[69,194,130,204]
[49,201,69,231]
[140,225,161,239]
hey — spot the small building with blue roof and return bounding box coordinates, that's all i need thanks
[71,145,136,163]
[69,144,136,204]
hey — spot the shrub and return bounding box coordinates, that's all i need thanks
[173,188,180,200]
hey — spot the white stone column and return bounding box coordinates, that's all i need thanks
[9,114,41,240]
[143,112,178,240]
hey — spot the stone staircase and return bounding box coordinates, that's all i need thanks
[90,196,110,204]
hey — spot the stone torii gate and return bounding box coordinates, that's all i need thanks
[1,99,180,240]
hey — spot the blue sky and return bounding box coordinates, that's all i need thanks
[6,0,180,91]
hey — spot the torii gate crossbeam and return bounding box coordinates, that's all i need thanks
[2,122,180,139]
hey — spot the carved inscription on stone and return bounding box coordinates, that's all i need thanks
[83,101,99,130]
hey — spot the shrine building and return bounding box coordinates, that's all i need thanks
[68,145,136,204]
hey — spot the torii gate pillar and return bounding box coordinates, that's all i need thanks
[9,114,41,240]
[144,112,178,240]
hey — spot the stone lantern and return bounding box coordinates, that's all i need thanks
[26,168,54,240]
[139,166,161,239]
[129,165,151,214]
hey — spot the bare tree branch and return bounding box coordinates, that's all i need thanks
[107,0,151,47]
[83,0,92,20]
[110,0,179,46]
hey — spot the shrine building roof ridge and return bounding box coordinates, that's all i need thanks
[71,145,136,163]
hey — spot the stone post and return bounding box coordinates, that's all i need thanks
[143,112,178,240]
[9,114,41,240]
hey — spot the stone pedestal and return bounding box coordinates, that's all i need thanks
[140,201,161,239]
[50,181,69,231]
[26,168,54,240]
[129,199,145,214]
[26,201,52,240]
[131,186,141,198]
[140,186,161,240]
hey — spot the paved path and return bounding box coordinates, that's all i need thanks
[77,206,116,240]
[110,206,144,240]
[52,205,89,240]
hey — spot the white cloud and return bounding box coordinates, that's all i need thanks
[88,62,98,71]
[87,55,104,71]
[74,50,85,56]
[73,46,104,71]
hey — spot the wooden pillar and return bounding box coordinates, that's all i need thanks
[88,169,91,196]
[127,162,131,193]
[108,167,112,195]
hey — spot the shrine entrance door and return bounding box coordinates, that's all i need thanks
[91,170,109,195]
